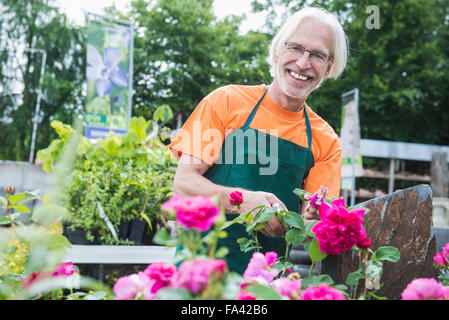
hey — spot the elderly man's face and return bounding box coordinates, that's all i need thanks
[273,17,333,103]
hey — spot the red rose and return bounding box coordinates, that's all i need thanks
[357,237,372,249]
[229,191,243,206]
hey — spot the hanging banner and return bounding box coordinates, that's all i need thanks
[84,13,133,141]
[340,88,363,190]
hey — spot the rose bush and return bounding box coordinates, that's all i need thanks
[1,181,447,300]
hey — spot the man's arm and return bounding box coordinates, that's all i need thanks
[173,153,286,237]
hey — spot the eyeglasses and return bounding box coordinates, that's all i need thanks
[284,42,332,65]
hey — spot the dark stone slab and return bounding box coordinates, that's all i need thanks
[321,184,439,300]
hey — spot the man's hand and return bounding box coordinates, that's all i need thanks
[301,200,320,224]
[239,190,286,238]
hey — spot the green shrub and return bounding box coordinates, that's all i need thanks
[37,116,177,245]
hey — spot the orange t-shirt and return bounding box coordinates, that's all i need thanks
[169,84,342,198]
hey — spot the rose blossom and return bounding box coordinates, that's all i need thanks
[243,252,279,285]
[443,286,449,300]
[357,237,372,249]
[312,198,366,255]
[300,283,346,300]
[442,243,449,256]
[229,191,243,206]
[236,283,257,300]
[20,270,50,290]
[113,272,154,300]
[271,277,302,300]
[401,278,445,300]
[162,195,220,231]
[307,185,328,209]
[170,258,227,295]
[51,262,76,277]
[143,262,176,294]
[434,252,448,267]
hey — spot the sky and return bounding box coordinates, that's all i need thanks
[55,0,269,33]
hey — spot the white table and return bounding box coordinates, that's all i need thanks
[62,245,176,264]
[61,245,176,280]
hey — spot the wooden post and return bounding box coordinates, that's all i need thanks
[431,152,448,197]
[388,158,395,193]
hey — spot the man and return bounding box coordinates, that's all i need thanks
[169,7,347,274]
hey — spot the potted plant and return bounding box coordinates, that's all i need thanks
[37,112,177,245]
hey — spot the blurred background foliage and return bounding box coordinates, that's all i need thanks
[0,0,448,162]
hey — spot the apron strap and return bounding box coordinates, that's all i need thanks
[241,87,269,131]
[303,105,312,150]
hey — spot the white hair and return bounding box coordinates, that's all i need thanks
[268,7,348,79]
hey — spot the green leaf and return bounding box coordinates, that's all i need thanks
[293,188,308,200]
[129,116,150,142]
[246,284,282,300]
[11,204,30,214]
[305,221,318,237]
[220,220,235,230]
[346,268,364,286]
[155,288,193,300]
[153,104,173,124]
[153,228,177,246]
[0,217,10,225]
[84,291,108,300]
[7,193,27,205]
[301,274,334,290]
[253,207,275,224]
[371,246,400,263]
[222,272,244,300]
[285,228,306,245]
[366,260,383,279]
[283,211,304,229]
[215,247,229,258]
[308,238,327,262]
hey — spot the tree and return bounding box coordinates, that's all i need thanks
[0,0,84,161]
[125,0,271,123]
[252,0,449,145]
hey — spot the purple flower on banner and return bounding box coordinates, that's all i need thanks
[103,25,131,48]
[87,44,128,97]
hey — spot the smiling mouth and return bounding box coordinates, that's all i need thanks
[288,70,311,81]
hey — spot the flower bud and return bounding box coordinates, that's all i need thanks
[356,237,372,249]
[434,252,447,267]
[4,185,14,195]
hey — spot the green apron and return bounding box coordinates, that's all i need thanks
[180,87,314,274]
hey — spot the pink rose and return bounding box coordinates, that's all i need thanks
[113,272,154,300]
[143,262,177,294]
[51,262,76,277]
[243,252,279,285]
[300,283,346,300]
[170,258,227,295]
[434,252,448,267]
[442,243,449,256]
[162,195,220,231]
[236,283,257,300]
[20,270,50,290]
[229,191,243,206]
[401,278,445,300]
[271,277,302,300]
[307,185,328,209]
[443,286,449,300]
[312,198,367,255]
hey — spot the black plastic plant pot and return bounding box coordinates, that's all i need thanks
[63,223,98,245]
